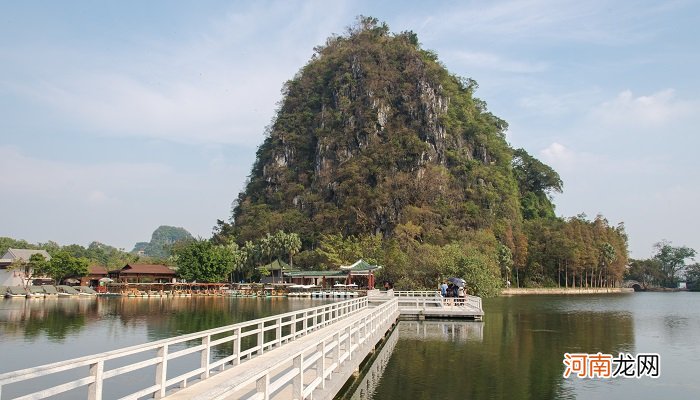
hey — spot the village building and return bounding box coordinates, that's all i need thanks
[285,270,346,287]
[79,265,109,287]
[285,259,381,288]
[0,248,52,286]
[257,259,293,283]
[108,264,176,283]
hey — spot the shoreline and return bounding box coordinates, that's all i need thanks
[501,287,634,296]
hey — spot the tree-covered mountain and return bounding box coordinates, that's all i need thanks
[232,18,537,245]
[132,225,193,259]
[217,17,628,292]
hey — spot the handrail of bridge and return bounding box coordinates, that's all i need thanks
[395,295,482,310]
[0,297,368,400]
[368,289,482,311]
[221,298,399,400]
[392,290,441,297]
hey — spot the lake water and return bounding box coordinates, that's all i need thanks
[1,293,699,399]
[349,292,700,399]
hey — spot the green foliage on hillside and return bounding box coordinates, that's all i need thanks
[1,237,137,270]
[216,17,628,294]
[132,225,194,259]
[228,17,526,247]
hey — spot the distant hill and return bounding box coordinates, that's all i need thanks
[132,226,193,258]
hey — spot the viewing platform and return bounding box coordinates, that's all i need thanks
[0,291,483,400]
[369,289,484,321]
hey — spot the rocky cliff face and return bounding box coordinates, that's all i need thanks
[230,19,528,246]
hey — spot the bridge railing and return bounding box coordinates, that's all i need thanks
[392,290,441,297]
[228,298,399,400]
[367,290,482,311]
[0,297,368,400]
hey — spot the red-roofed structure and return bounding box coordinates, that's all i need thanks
[109,264,176,283]
[79,265,109,287]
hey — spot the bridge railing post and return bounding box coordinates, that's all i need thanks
[292,353,303,398]
[256,373,269,400]
[316,342,326,388]
[233,327,241,365]
[334,331,341,366]
[257,322,264,355]
[276,317,282,348]
[87,360,104,400]
[200,335,211,380]
[155,344,168,399]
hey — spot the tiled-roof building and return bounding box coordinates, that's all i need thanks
[108,264,176,283]
[0,248,52,286]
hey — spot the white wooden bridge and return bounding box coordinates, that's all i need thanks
[0,291,482,400]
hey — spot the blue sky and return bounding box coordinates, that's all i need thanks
[1,0,698,258]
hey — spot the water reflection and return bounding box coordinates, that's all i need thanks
[349,324,399,400]
[351,296,637,400]
[0,298,95,341]
[398,320,483,342]
[0,296,332,376]
[0,297,330,343]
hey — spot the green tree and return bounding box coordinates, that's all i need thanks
[685,263,700,291]
[512,148,563,219]
[625,258,663,289]
[598,242,616,287]
[48,250,89,284]
[174,239,237,283]
[497,244,513,285]
[653,241,696,287]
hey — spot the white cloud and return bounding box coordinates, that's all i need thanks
[86,190,111,205]
[539,142,575,167]
[2,1,350,146]
[592,89,697,127]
